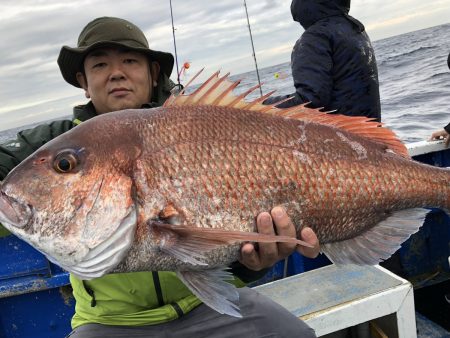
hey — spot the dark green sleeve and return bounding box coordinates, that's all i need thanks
[0,120,73,180]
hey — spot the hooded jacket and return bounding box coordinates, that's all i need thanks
[267,0,381,121]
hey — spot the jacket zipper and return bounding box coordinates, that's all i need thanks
[152,271,184,317]
[152,271,164,306]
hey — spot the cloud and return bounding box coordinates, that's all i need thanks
[1,0,450,131]
[365,3,448,31]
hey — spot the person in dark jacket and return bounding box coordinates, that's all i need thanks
[0,17,318,338]
[429,52,450,146]
[265,0,381,121]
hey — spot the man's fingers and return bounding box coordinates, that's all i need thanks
[430,131,440,140]
[297,227,320,258]
[430,130,449,141]
[239,242,262,270]
[241,209,321,271]
[256,212,275,234]
[271,206,297,257]
[271,206,296,236]
[255,212,279,267]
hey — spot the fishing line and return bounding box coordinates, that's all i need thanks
[243,0,263,96]
[169,0,181,88]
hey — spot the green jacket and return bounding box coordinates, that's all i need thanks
[0,76,266,328]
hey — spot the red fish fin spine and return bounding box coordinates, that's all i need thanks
[163,68,205,107]
[229,83,263,108]
[184,71,222,105]
[263,96,295,108]
[211,77,242,106]
[196,72,232,105]
[288,113,409,158]
[243,90,276,110]
[177,68,206,95]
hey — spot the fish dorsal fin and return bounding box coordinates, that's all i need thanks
[164,70,409,158]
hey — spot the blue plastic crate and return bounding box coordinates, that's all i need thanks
[0,235,73,338]
[0,283,74,338]
[251,252,331,286]
[0,236,50,280]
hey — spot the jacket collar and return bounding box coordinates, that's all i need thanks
[72,100,160,123]
[73,101,97,122]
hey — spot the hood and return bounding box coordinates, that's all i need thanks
[291,0,364,31]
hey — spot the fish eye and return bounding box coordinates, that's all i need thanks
[53,152,78,173]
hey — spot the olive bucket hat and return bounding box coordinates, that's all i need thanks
[57,17,174,87]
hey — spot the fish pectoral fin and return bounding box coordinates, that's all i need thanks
[151,221,313,258]
[148,221,209,266]
[150,221,312,265]
[177,268,241,317]
[321,208,428,265]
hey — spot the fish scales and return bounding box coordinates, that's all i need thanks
[111,104,447,270]
[1,71,449,317]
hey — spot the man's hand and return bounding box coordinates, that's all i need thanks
[430,129,450,147]
[239,206,320,271]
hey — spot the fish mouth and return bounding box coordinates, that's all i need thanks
[48,204,138,280]
[0,191,32,229]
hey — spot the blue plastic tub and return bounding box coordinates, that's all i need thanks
[0,235,73,338]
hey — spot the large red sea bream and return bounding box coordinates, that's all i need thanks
[0,71,448,317]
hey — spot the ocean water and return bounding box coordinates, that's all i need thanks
[1,23,450,144]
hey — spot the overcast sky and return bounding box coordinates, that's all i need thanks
[1,0,450,131]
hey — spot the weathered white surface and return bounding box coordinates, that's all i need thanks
[407,139,447,157]
[255,264,416,337]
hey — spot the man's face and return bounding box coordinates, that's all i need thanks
[76,47,160,114]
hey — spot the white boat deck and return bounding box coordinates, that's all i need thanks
[255,264,416,337]
[406,139,447,157]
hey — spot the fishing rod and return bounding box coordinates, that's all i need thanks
[169,0,181,89]
[243,0,263,96]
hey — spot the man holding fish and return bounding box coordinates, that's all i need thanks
[0,17,319,338]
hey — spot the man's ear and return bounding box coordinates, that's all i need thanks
[150,62,161,87]
[76,72,90,98]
